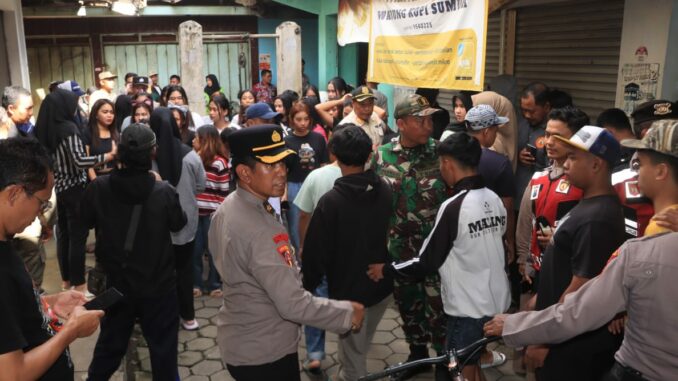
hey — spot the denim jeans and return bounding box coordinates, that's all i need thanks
[304,277,328,361]
[193,215,221,292]
[286,181,302,253]
[446,315,491,364]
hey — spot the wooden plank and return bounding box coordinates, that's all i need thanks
[228,43,240,96]
[147,44,158,79]
[135,45,148,79]
[207,43,220,82]
[157,44,169,87]
[50,47,62,85]
[217,43,231,99]
[115,45,126,75]
[82,46,94,89]
[125,45,137,75]
[72,46,86,89]
[38,47,52,92]
[167,44,179,81]
[60,46,75,82]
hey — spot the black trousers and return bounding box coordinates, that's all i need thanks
[174,241,195,320]
[536,327,623,381]
[601,362,649,381]
[87,291,179,381]
[56,185,89,286]
[227,352,301,381]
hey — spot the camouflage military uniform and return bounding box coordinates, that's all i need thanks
[370,137,448,352]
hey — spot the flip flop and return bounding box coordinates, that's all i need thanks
[302,359,322,376]
[480,350,507,369]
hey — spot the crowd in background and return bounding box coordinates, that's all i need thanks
[1,61,678,381]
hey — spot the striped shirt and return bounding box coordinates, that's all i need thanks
[54,135,105,193]
[197,155,230,216]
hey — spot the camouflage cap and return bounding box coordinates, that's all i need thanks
[621,119,678,159]
[394,94,441,119]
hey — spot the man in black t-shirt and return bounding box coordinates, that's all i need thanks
[0,138,103,381]
[528,126,625,381]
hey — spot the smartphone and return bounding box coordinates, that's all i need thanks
[84,287,124,311]
[527,144,538,158]
[535,216,553,235]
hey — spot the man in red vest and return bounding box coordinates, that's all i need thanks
[516,106,589,289]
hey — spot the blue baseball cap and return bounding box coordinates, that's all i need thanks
[245,102,280,120]
[57,80,85,97]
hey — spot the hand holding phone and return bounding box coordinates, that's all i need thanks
[527,144,538,158]
[84,288,124,311]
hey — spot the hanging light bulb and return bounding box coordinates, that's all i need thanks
[77,6,87,16]
[111,0,137,16]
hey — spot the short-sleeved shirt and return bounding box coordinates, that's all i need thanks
[81,128,115,173]
[252,82,277,104]
[478,148,514,198]
[284,131,329,183]
[339,111,385,149]
[537,195,625,310]
[0,241,73,380]
[293,164,342,213]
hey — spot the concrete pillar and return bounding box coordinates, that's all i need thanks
[178,20,205,114]
[0,0,30,89]
[276,21,302,95]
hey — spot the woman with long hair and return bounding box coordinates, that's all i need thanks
[165,85,203,129]
[191,124,230,297]
[120,92,153,131]
[131,101,152,124]
[84,99,119,181]
[149,107,206,331]
[326,76,351,100]
[230,89,255,129]
[169,104,196,146]
[208,93,231,133]
[35,89,116,293]
[274,90,299,131]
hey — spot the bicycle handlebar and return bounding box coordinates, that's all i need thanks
[358,336,502,381]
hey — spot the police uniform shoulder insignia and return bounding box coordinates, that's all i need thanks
[530,184,541,200]
[555,179,571,194]
[272,233,295,268]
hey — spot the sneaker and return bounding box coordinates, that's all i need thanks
[181,319,199,331]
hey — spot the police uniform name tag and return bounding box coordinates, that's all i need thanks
[555,179,571,194]
[530,184,541,200]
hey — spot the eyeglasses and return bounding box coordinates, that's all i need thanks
[24,188,52,214]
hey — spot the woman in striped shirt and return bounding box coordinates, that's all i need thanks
[192,124,230,297]
[35,89,116,293]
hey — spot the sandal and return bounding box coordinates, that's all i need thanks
[302,359,322,375]
[480,350,506,369]
[209,289,223,298]
[181,319,200,331]
[193,288,203,297]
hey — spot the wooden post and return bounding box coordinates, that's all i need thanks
[276,21,302,95]
[178,20,206,114]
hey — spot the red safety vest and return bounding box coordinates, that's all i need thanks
[529,169,583,271]
[612,168,654,239]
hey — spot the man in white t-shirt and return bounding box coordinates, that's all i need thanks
[89,71,117,111]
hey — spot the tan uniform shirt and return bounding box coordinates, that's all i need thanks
[340,111,385,149]
[208,187,353,366]
[503,232,678,381]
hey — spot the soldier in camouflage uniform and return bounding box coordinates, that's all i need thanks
[370,94,448,379]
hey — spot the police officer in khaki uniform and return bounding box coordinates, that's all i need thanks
[208,124,365,381]
[484,232,678,381]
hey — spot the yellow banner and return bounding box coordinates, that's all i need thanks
[368,0,488,91]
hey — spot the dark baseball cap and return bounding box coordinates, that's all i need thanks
[133,76,150,86]
[631,100,678,125]
[245,102,280,120]
[120,123,156,152]
[57,80,85,97]
[351,86,376,103]
[228,124,295,164]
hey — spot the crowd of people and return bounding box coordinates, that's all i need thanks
[1,63,677,381]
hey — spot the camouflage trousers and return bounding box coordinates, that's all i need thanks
[393,274,447,353]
